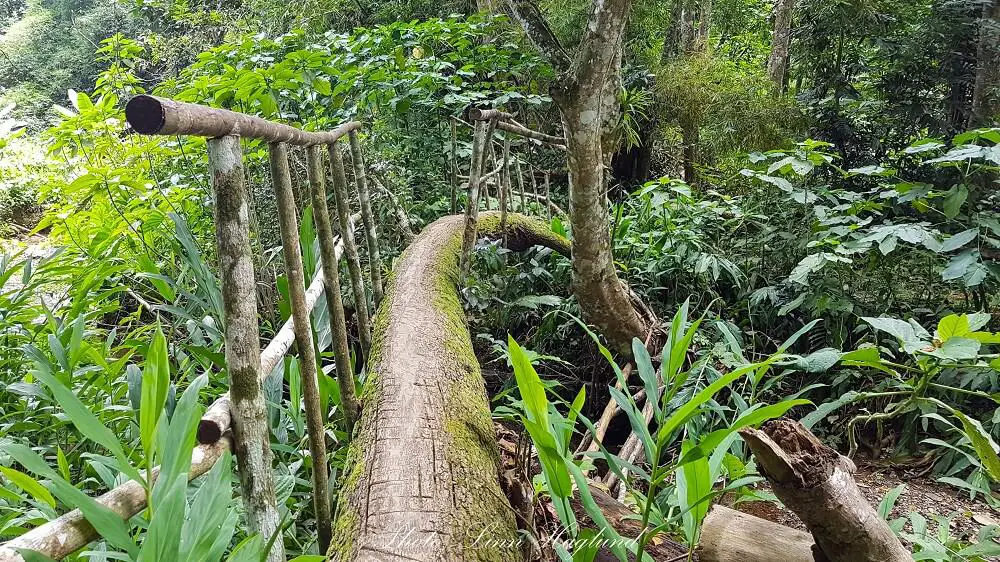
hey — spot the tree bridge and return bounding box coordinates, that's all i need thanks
[0,95,570,562]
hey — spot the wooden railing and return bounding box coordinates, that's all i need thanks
[0,95,381,562]
[0,97,566,562]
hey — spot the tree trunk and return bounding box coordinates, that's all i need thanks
[740,419,910,562]
[328,212,569,562]
[328,142,373,359]
[971,0,1000,125]
[699,506,816,562]
[507,0,648,352]
[307,145,360,434]
[767,0,794,90]
[681,119,699,184]
[348,130,384,307]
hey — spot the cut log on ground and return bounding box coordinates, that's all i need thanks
[329,212,569,562]
[571,483,689,562]
[698,505,815,562]
[740,419,910,562]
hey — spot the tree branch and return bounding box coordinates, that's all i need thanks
[574,0,634,88]
[505,0,572,73]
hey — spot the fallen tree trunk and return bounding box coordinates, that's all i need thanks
[740,419,910,562]
[699,506,815,562]
[329,212,569,562]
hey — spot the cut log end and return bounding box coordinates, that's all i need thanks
[197,394,232,444]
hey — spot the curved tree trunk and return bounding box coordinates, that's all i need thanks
[329,212,569,562]
[507,0,648,352]
[741,420,910,562]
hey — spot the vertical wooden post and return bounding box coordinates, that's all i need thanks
[544,170,552,221]
[460,120,487,278]
[529,163,540,216]
[450,117,458,214]
[207,135,285,562]
[347,130,384,307]
[306,145,360,434]
[268,142,333,553]
[499,136,510,248]
[328,141,373,358]
[515,157,526,213]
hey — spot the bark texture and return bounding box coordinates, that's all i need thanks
[329,142,374,358]
[328,212,568,562]
[699,505,815,562]
[126,94,359,145]
[348,130,384,306]
[270,141,333,552]
[767,0,794,89]
[308,145,360,434]
[971,0,1000,125]
[459,120,487,277]
[207,135,284,562]
[741,419,909,562]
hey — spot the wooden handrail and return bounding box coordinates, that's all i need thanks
[0,215,359,562]
[125,95,360,145]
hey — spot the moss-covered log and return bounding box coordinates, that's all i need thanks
[329,212,568,562]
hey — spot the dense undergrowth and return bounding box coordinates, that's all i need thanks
[1,0,999,559]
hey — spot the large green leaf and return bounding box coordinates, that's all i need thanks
[950,409,1000,482]
[180,451,235,562]
[657,355,783,447]
[141,325,171,464]
[678,399,811,466]
[677,441,711,546]
[29,356,143,485]
[0,466,56,508]
[508,336,549,429]
[154,374,208,506]
[2,444,138,557]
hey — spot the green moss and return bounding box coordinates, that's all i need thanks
[328,505,358,562]
[326,213,557,561]
[476,211,571,256]
[327,427,367,560]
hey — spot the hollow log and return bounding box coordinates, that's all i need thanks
[699,506,815,562]
[740,419,910,562]
[328,212,569,562]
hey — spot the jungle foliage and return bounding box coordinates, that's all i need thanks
[0,0,999,559]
